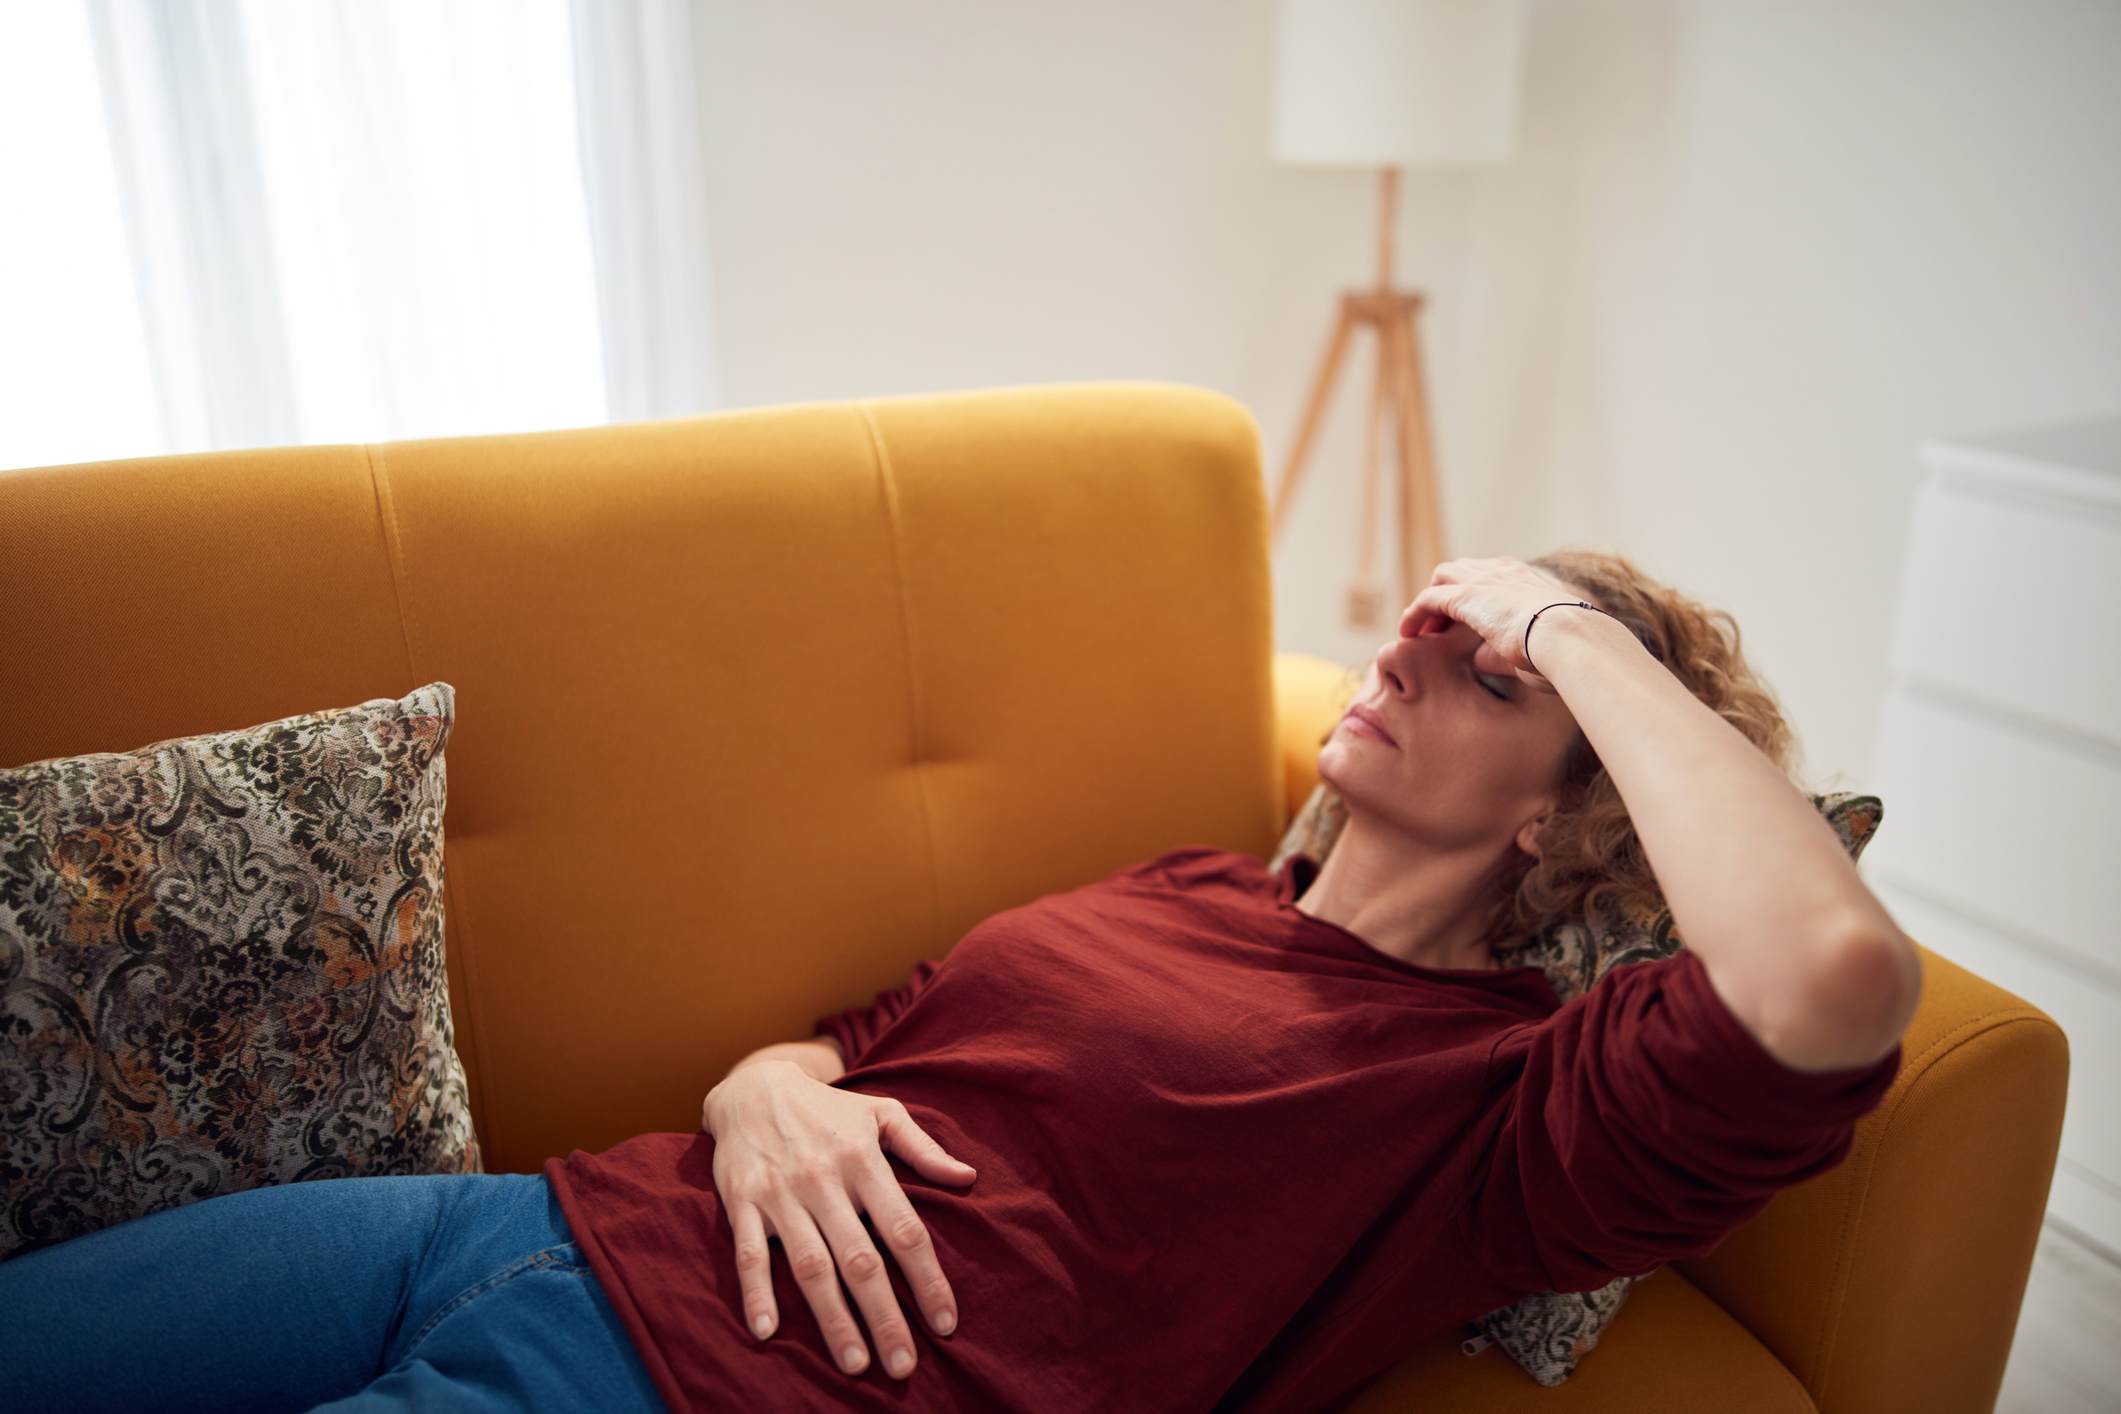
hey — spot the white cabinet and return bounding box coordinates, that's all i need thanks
[1864,415,2121,1257]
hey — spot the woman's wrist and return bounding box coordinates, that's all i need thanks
[704,1042,847,1135]
[1523,600,1611,677]
[731,1038,847,1084]
[1520,600,1642,683]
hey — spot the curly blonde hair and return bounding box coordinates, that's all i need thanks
[1499,550,1795,941]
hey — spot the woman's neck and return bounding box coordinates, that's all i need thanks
[1295,814,1509,971]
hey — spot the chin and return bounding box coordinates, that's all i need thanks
[1316,741,1384,815]
[1317,740,1437,844]
[1315,736,1355,794]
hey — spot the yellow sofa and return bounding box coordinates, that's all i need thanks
[0,383,2067,1413]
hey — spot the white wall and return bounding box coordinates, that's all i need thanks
[690,0,1279,402]
[1471,0,2121,782]
[690,0,2121,784]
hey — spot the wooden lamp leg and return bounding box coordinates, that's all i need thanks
[1272,164,1448,626]
[1387,300,1444,605]
[1347,313,1393,629]
[1269,297,1361,540]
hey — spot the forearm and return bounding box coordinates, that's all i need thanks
[1534,609,1920,1071]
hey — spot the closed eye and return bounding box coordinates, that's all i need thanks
[1475,672,1514,702]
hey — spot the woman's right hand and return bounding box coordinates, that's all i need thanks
[702,1054,976,1380]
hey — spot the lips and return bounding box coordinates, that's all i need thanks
[1343,702,1399,749]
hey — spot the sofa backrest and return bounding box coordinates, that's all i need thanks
[0,383,1282,1172]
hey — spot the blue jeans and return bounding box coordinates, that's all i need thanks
[0,1173,668,1414]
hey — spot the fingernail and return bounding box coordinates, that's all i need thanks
[752,1314,772,1339]
[886,1349,914,1379]
[933,1310,956,1336]
[841,1346,867,1373]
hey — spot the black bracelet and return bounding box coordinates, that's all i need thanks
[1524,601,1611,676]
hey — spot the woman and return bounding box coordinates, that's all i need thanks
[0,556,1919,1414]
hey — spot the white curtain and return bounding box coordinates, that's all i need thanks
[0,2,164,471]
[2,0,718,470]
[569,0,723,420]
[88,0,298,453]
[238,0,607,444]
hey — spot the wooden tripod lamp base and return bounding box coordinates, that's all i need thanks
[1267,168,1446,630]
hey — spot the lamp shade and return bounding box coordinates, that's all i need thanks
[1272,0,1528,167]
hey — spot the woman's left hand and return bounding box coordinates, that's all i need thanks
[1400,558,1598,693]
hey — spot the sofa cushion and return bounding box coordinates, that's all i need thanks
[0,684,477,1259]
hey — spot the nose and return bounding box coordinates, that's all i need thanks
[1373,635,1418,700]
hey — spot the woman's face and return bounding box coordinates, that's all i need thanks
[1317,613,1582,860]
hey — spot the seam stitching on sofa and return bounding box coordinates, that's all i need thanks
[366,442,495,1159]
[857,403,946,936]
[1807,1007,2061,1406]
[1681,1257,1816,1410]
[1757,1312,1819,1409]
[1810,1093,1882,1403]
[365,442,421,684]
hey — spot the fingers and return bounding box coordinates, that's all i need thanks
[1401,558,1474,638]
[728,1200,779,1341]
[813,1200,923,1381]
[856,1165,959,1341]
[772,1201,878,1377]
[708,1079,967,1382]
[750,1144,955,1380]
[873,1106,971,1335]
[1401,557,1576,653]
[877,1104,977,1188]
[1400,582,1464,639]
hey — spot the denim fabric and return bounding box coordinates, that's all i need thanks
[0,1173,667,1414]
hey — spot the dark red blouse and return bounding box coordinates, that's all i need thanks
[547,848,1895,1414]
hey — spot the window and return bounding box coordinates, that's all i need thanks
[1,0,713,472]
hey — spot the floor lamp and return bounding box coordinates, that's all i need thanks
[1268,0,1528,628]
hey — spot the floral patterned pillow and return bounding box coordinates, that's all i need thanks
[1269,783,1884,1386]
[0,684,478,1259]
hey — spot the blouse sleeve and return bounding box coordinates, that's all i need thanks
[1462,949,1899,1294]
[813,961,942,1069]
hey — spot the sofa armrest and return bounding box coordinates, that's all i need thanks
[1675,945,2068,1414]
[1273,653,1355,828]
